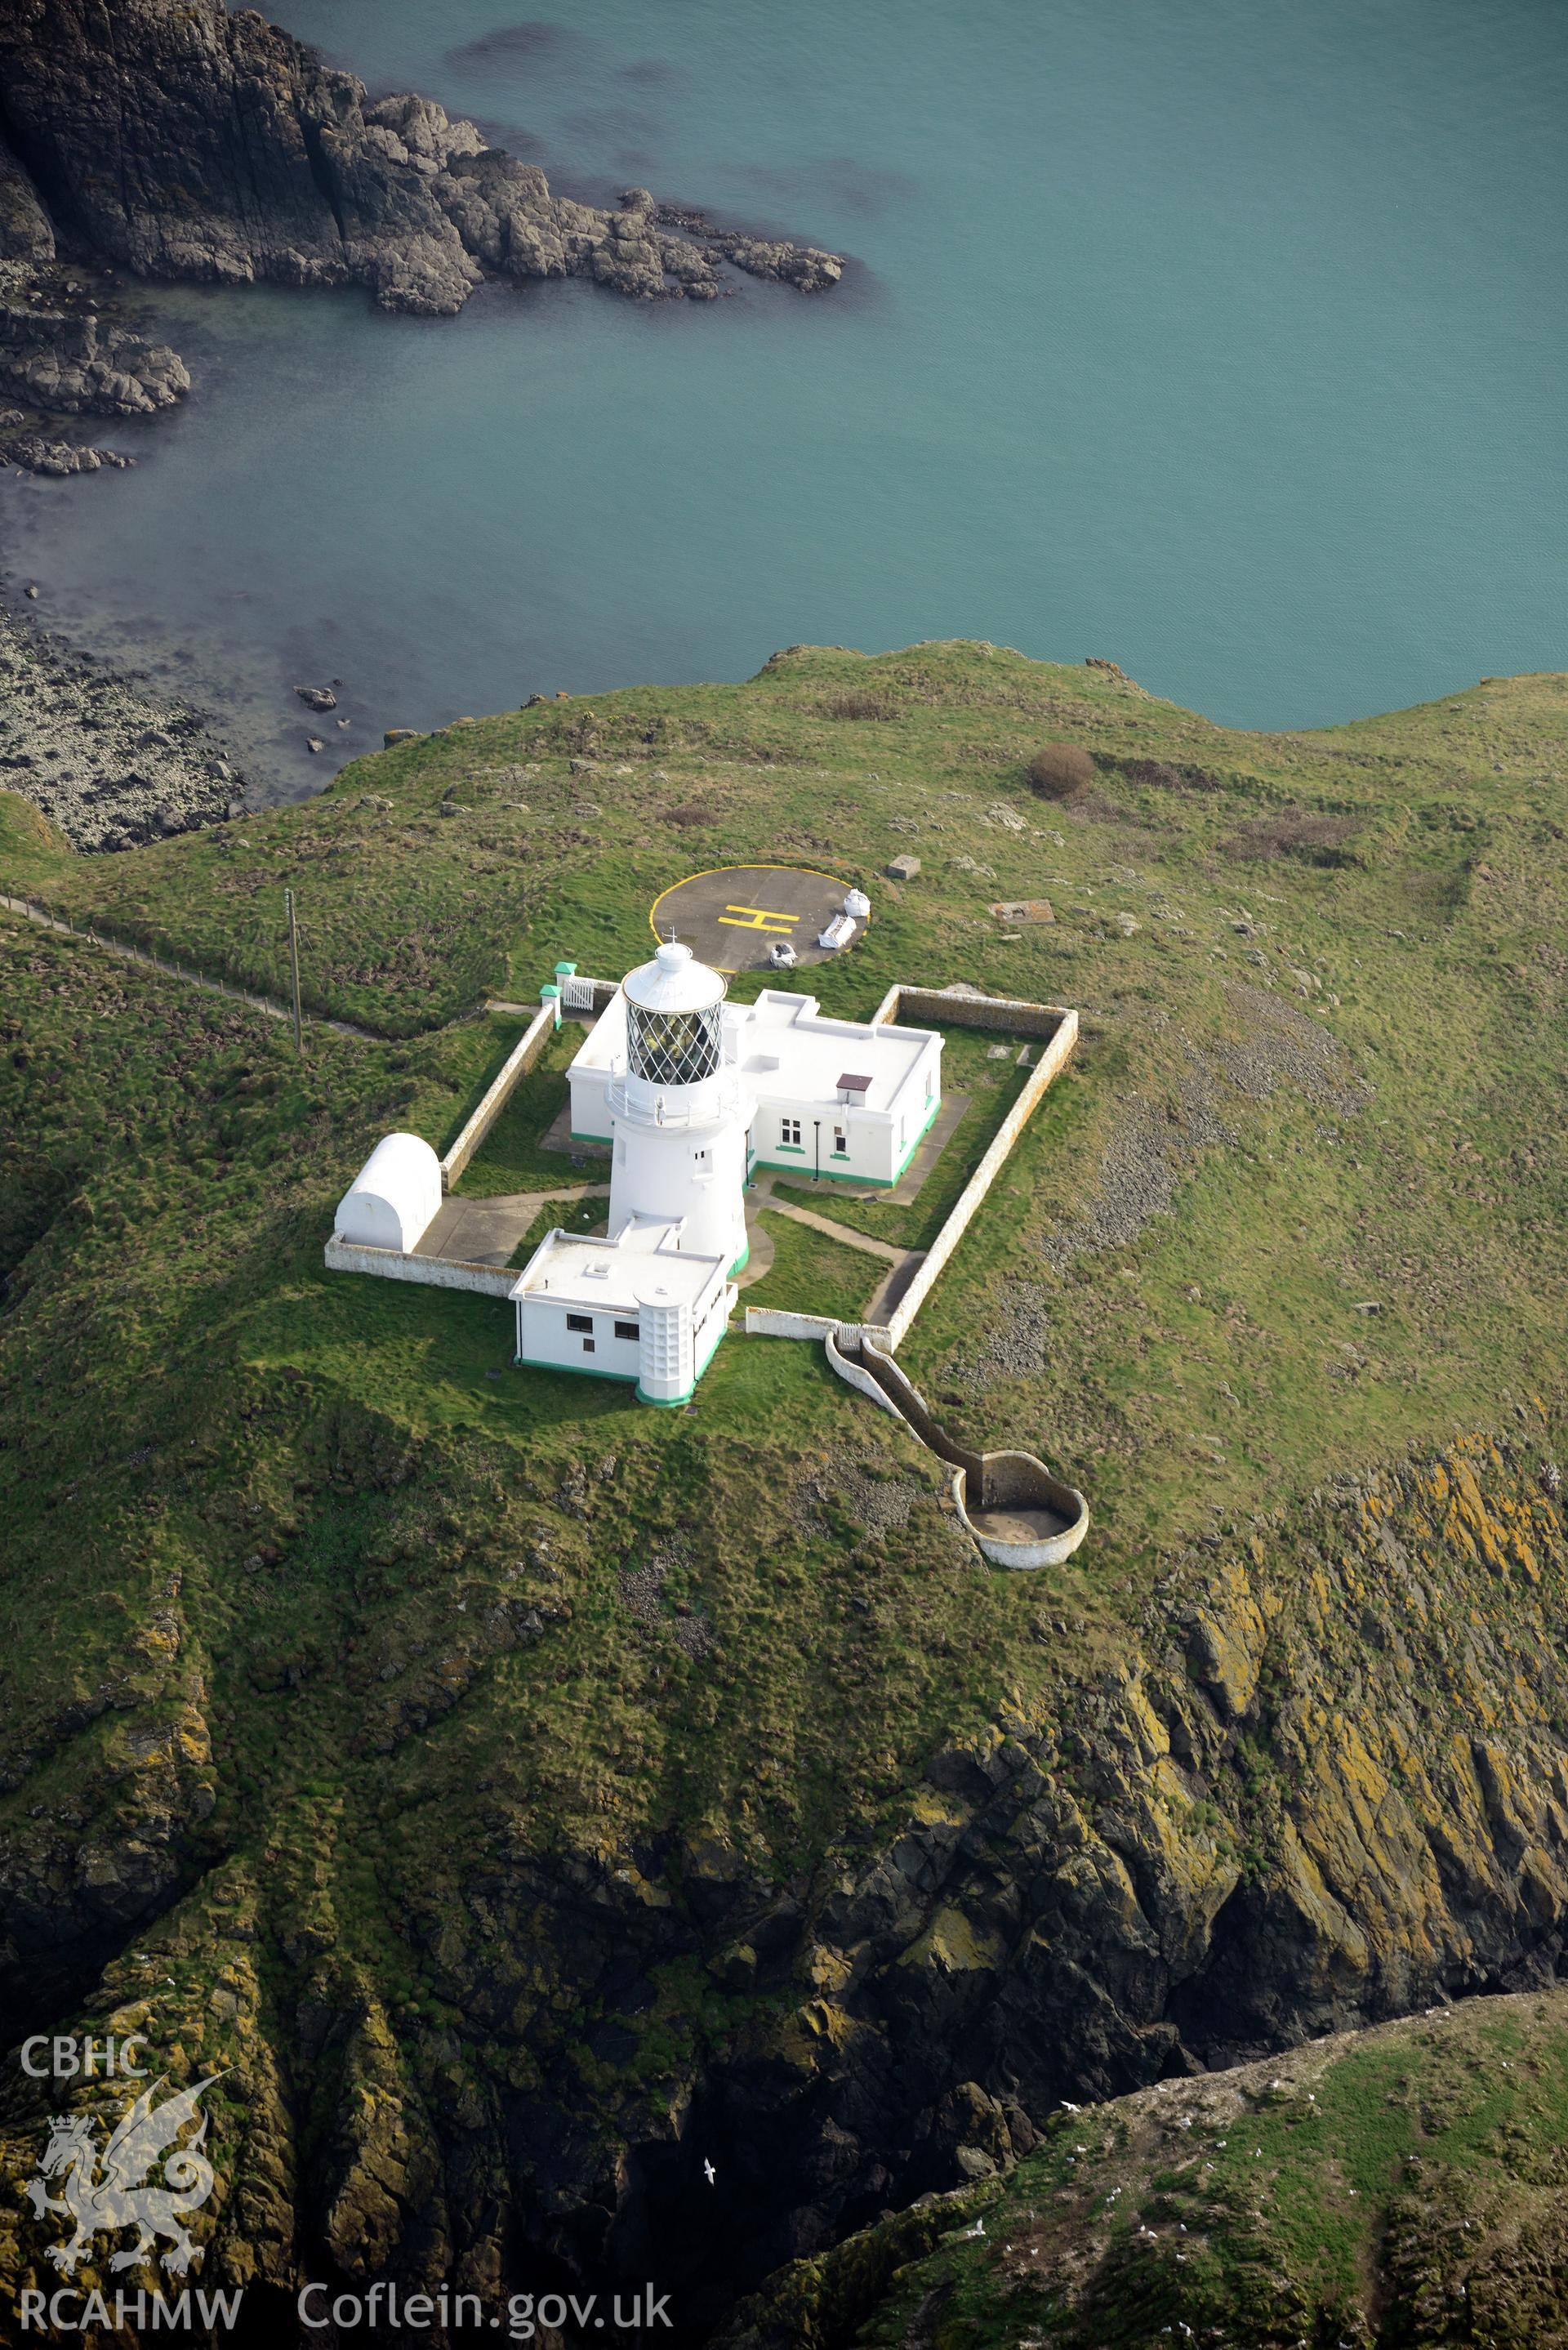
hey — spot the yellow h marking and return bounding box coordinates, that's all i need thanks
[718,903,799,933]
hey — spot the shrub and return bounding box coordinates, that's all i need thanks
[822,693,897,721]
[1219,811,1361,866]
[1025,742,1096,800]
[1121,757,1223,793]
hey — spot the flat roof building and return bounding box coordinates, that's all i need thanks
[512,1215,731,1407]
[568,983,942,1190]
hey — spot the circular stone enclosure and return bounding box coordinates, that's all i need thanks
[649,864,866,974]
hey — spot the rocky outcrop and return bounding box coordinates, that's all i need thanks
[0,608,243,849]
[0,1,842,316]
[0,301,189,414]
[718,1984,1568,2350]
[0,128,52,260]
[0,428,133,474]
[0,0,840,488]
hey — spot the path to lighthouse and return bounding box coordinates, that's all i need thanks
[648,865,862,974]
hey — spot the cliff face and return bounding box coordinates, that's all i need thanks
[717,1982,1568,2350]
[3,1416,1564,2334]
[0,127,51,260]
[0,0,841,314]
[520,1436,1568,2308]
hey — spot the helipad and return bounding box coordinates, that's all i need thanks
[648,864,865,974]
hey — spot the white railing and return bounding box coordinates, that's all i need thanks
[606,1066,744,1127]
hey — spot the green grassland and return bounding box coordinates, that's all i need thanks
[744,1211,882,1324]
[7,635,1559,1527]
[2,640,1566,2313]
[2,635,1565,1851]
[729,1984,1568,2350]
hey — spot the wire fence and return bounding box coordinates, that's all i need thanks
[0,888,378,1039]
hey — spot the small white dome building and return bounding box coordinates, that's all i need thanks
[334,1132,442,1253]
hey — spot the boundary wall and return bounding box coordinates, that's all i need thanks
[323,1237,516,1297]
[744,987,1078,1351]
[439,975,620,1190]
[0,888,378,1037]
[440,997,558,1189]
[883,1005,1076,1349]
[743,1306,864,1344]
[870,983,1067,1039]
[825,1329,1088,1568]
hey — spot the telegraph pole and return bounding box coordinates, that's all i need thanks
[284,888,303,1055]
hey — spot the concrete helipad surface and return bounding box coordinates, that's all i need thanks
[648,864,864,974]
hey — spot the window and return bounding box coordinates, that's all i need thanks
[693,1145,710,1166]
[781,1117,802,1146]
[582,1338,596,1353]
[566,1313,593,1333]
[832,1126,848,1156]
[614,1320,639,1342]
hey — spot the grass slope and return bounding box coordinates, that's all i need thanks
[1,640,1566,2312]
[724,1984,1568,2350]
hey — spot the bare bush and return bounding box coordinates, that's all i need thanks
[1025,742,1096,800]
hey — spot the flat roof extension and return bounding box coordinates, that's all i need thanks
[510,1217,724,1313]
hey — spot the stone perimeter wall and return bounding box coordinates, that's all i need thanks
[884,1003,1077,1351]
[870,983,1068,1040]
[323,1237,515,1298]
[441,977,621,1191]
[439,997,557,1190]
[744,1306,865,1344]
[743,988,1078,1352]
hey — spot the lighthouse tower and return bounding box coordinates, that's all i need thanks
[608,941,750,1277]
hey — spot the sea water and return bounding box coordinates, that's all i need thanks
[5,0,1564,792]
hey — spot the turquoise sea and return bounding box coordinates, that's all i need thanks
[6,0,1565,791]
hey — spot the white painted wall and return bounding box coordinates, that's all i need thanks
[324,1237,514,1296]
[636,1295,692,1402]
[748,1031,941,1185]
[441,997,557,1187]
[885,1009,1078,1348]
[569,1063,612,1140]
[612,1114,749,1269]
[515,1292,644,1380]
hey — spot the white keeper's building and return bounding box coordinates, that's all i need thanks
[333,939,943,1407]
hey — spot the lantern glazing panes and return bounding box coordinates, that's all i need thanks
[626,998,724,1086]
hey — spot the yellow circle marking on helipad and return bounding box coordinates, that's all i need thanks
[649,863,862,974]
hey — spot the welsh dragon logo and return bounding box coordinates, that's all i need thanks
[24,2075,225,2276]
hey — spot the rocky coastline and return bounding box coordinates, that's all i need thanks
[0,599,244,850]
[0,0,843,476]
